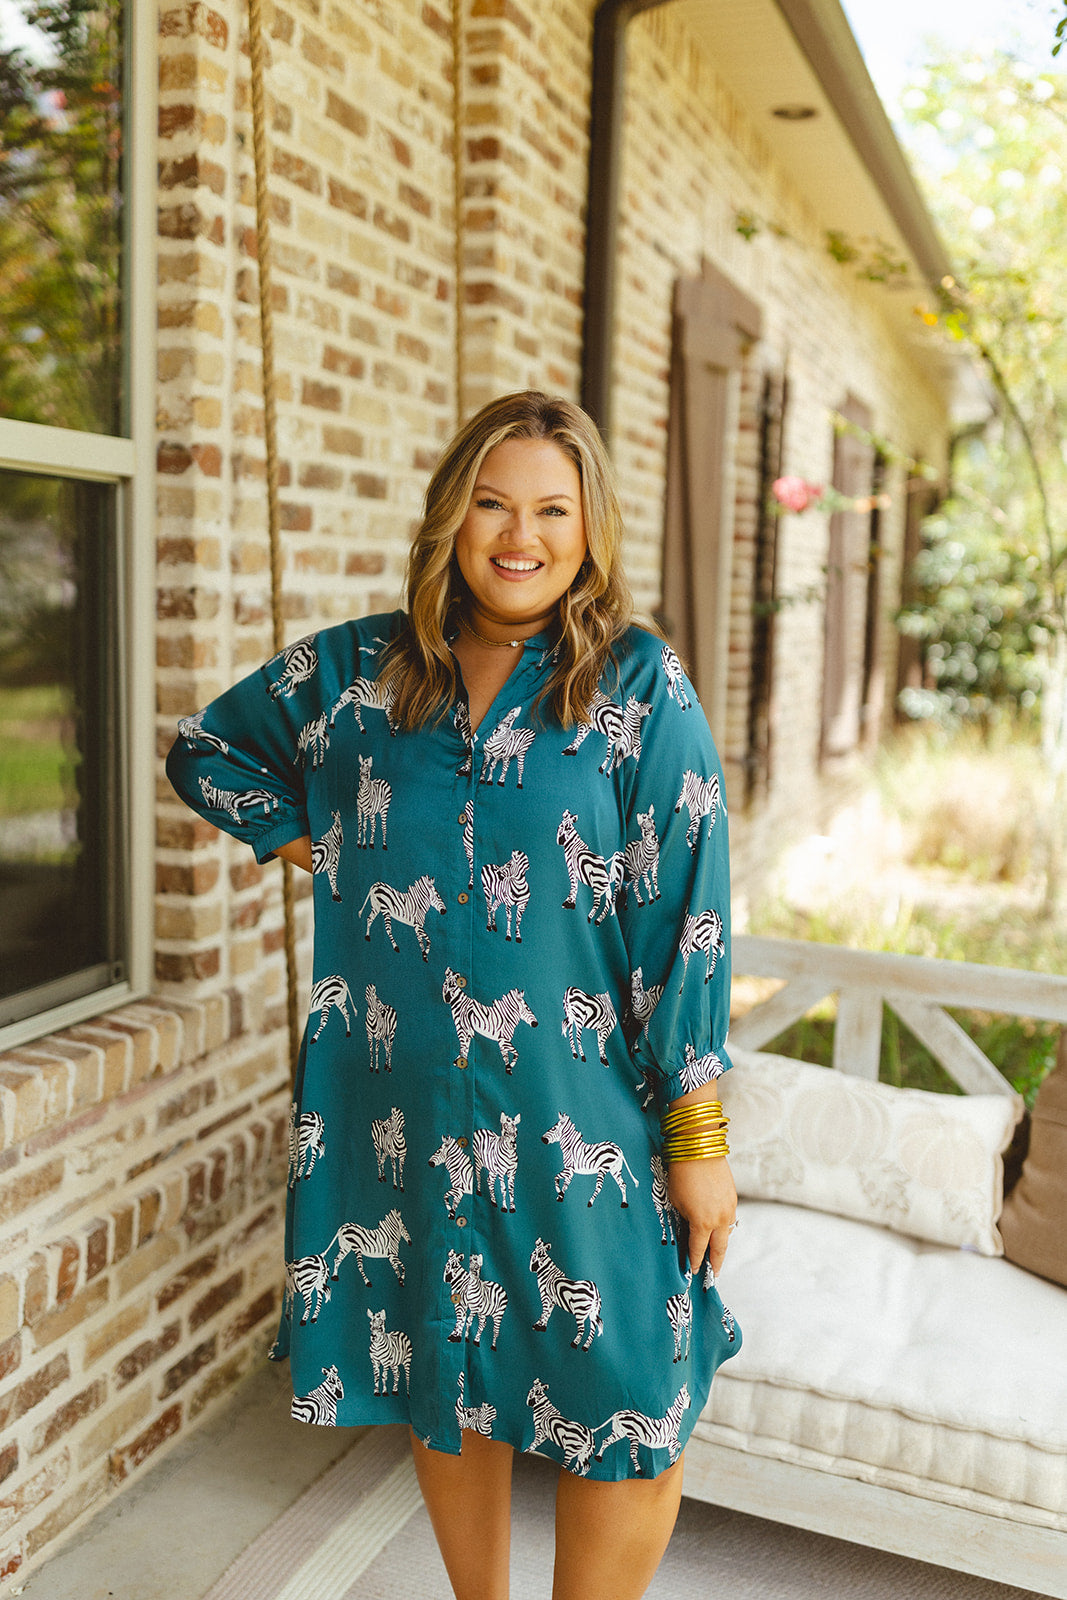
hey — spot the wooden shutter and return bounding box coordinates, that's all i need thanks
[745,369,788,805]
[820,395,874,759]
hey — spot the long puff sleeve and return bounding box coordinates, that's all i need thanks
[615,638,733,1113]
[165,633,319,864]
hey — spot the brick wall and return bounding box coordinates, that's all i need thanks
[0,0,953,1585]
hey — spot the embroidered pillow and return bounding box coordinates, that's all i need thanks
[721,1046,1024,1255]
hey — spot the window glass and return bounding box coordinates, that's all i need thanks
[0,467,123,1020]
[0,0,125,434]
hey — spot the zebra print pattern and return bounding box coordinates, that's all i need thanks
[721,1305,737,1344]
[356,754,391,849]
[198,774,278,824]
[364,984,397,1073]
[661,644,692,710]
[329,1208,410,1286]
[542,1111,638,1209]
[372,1106,406,1190]
[442,968,538,1074]
[296,711,330,769]
[328,674,398,735]
[680,1040,727,1093]
[629,966,663,1040]
[650,1153,677,1245]
[462,799,474,885]
[525,1379,597,1475]
[679,908,726,992]
[619,806,661,906]
[556,810,623,925]
[594,1383,691,1473]
[481,850,530,942]
[528,1237,603,1350]
[288,1103,325,1186]
[284,1253,332,1325]
[674,769,725,854]
[428,1134,473,1218]
[361,874,446,961]
[666,1272,692,1363]
[266,634,318,700]
[473,1112,520,1212]
[178,710,230,755]
[454,701,474,776]
[443,1250,508,1350]
[456,1373,496,1437]
[291,1365,344,1425]
[561,987,618,1067]
[562,692,653,775]
[367,1308,412,1395]
[479,706,536,788]
[308,975,354,1043]
[311,811,343,902]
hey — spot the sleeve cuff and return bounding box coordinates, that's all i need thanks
[251,813,309,864]
[656,1045,734,1112]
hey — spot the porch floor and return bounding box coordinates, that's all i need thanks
[20,1360,1043,1600]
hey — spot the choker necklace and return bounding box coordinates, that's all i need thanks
[457,612,524,649]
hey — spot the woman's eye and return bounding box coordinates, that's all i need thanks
[476,497,504,511]
[541,505,567,517]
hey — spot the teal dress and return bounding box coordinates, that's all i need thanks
[166,612,740,1480]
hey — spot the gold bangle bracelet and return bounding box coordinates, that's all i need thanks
[660,1111,727,1133]
[661,1101,724,1124]
[665,1147,730,1163]
[663,1137,730,1156]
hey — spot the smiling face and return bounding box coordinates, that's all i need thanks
[452,437,587,636]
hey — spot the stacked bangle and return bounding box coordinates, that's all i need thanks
[660,1100,730,1163]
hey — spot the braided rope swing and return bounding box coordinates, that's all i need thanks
[246,0,301,1086]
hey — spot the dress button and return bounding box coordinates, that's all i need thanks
[455,975,467,989]
[457,1136,468,1148]
[456,1216,467,1228]
[458,892,469,905]
[457,813,467,826]
[455,1056,468,1070]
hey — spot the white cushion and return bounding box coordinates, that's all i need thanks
[699,1201,1067,1521]
[721,1047,1023,1254]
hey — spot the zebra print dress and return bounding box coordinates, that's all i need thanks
[165,612,739,1480]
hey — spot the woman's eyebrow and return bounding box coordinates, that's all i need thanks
[474,482,575,502]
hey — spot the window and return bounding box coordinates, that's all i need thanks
[0,0,154,1044]
[744,369,788,805]
[820,395,879,760]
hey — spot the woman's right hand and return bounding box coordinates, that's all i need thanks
[274,835,313,873]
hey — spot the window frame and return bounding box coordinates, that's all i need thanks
[0,0,156,1051]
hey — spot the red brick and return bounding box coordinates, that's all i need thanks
[30,1381,107,1455]
[326,263,361,299]
[298,463,343,491]
[398,182,431,217]
[280,503,313,532]
[272,149,322,195]
[158,202,224,245]
[191,443,222,477]
[159,154,226,196]
[223,1289,277,1350]
[0,1443,18,1485]
[300,379,341,412]
[113,1206,135,1262]
[327,177,368,220]
[0,1355,69,1430]
[372,205,410,243]
[422,2,450,41]
[190,1272,243,1333]
[155,950,221,983]
[159,4,228,49]
[109,1404,183,1484]
[470,0,533,35]
[0,1163,66,1229]
[161,1336,216,1398]
[86,1221,109,1282]
[385,131,411,168]
[322,346,365,380]
[55,1240,80,1307]
[0,1336,22,1384]
[158,442,193,475]
[137,1191,162,1247]
[352,473,388,499]
[345,551,386,575]
[158,104,196,137]
[323,426,364,457]
[115,1324,182,1387]
[156,860,220,896]
[325,89,367,138]
[465,280,526,316]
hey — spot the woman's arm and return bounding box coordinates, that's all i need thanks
[665,1079,737,1280]
[274,835,313,873]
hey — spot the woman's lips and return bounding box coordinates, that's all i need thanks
[490,556,543,578]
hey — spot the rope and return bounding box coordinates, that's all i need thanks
[247,0,302,1086]
[452,0,465,426]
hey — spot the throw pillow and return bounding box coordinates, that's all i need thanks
[721,1046,1024,1255]
[998,1032,1067,1287]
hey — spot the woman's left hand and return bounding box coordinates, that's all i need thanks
[667,1156,737,1281]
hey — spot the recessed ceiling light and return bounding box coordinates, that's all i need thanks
[772,104,818,121]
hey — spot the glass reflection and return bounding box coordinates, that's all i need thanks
[0,1,125,434]
[0,467,121,1008]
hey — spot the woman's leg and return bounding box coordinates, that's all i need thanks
[410,1428,514,1600]
[552,1453,685,1600]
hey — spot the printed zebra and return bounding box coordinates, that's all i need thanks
[177,710,230,755]
[562,692,652,775]
[296,711,330,769]
[361,875,447,962]
[311,811,343,902]
[372,1106,406,1190]
[443,1250,508,1350]
[556,810,624,925]
[594,1383,691,1473]
[674,769,726,854]
[308,975,354,1043]
[542,1111,639,1209]
[428,1134,473,1218]
[619,806,661,907]
[442,968,538,1074]
[679,909,726,992]
[456,1373,496,1437]
[291,1365,344,1425]
[364,984,397,1073]
[528,1237,603,1351]
[561,987,618,1067]
[329,1208,410,1286]
[454,702,474,777]
[661,644,692,710]
[650,1153,678,1245]
[721,1305,737,1343]
[525,1379,597,1476]
[284,1253,332,1325]
[479,706,536,789]
[329,675,398,736]
[462,799,474,885]
[481,850,530,942]
[629,967,663,1040]
[267,634,318,700]
[356,755,391,850]
[198,774,278,824]
[680,1040,727,1093]
[287,1102,325,1186]
[666,1271,693,1363]
[367,1308,412,1395]
[473,1111,520,1212]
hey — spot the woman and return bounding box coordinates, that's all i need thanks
[166,390,739,1600]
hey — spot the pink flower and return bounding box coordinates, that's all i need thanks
[772,475,824,514]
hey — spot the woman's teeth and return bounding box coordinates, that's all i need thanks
[492,557,542,571]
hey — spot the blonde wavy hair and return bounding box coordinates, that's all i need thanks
[379,390,636,730]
